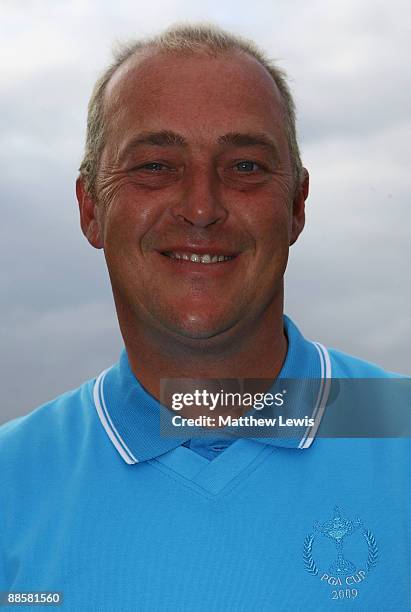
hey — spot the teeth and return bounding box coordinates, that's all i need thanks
[165,251,234,264]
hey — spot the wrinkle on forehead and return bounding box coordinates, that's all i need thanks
[103,48,285,136]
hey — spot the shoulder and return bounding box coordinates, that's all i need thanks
[326,346,404,378]
[0,379,96,468]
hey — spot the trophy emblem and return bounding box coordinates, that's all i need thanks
[314,506,362,575]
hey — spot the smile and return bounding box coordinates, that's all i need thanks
[162,252,235,264]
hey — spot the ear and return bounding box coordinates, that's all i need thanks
[76,177,104,249]
[290,167,309,246]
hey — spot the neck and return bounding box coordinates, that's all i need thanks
[117,300,288,402]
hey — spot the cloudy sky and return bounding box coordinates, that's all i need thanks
[1,0,410,424]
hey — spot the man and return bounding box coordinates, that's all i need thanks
[1,23,410,611]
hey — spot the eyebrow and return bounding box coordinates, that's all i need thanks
[119,130,187,161]
[217,132,279,159]
[119,129,279,161]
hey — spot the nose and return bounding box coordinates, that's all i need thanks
[170,166,228,228]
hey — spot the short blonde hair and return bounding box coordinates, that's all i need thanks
[78,23,303,198]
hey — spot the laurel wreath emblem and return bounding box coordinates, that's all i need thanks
[303,529,378,577]
[303,534,319,575]
[364,529,378,571]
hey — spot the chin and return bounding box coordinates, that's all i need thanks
[167,312,233,341]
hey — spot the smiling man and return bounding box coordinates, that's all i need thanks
[1,23,410,611]
[78,40,304,393]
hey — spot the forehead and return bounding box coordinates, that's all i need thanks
[103,49,286,148]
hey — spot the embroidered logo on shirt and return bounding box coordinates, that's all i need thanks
[303,506,378,602]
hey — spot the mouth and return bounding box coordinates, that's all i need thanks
[161,251,236,264]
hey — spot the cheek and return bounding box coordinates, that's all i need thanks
[104,207,134,250]
[241,198,292,249]
[102,186,162,247]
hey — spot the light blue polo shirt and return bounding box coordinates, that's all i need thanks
[1,316,410,611]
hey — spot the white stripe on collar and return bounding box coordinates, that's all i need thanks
[93,369,138,465]
[298,342,332,449]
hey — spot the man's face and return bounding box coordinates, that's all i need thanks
[86,50,306,341]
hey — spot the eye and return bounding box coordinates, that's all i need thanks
[129,160,180,188]
[140,162,167,172]
[235,160,260,172]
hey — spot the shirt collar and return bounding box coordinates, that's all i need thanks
[93,315,332,464]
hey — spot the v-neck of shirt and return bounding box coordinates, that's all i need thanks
[151,438,276,496]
